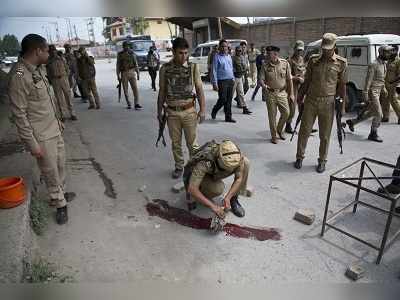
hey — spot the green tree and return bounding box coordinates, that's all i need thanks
[0,34,20,56]
[129,17,149,35]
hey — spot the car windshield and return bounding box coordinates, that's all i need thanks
[131,41,153,52]
[229,41,243,49]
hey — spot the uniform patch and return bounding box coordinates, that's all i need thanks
[16,68,24,78]
[32,74,42,84]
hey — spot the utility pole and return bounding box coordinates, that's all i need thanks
[49,21,60,44]
[42,25,50,42]
[217,17,223,39]
[64,18,72,43]
[73,24,80,47]
[86,18,96,45]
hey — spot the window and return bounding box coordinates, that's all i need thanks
[192,47,201,57]
[351,47,362,57]
[347,46,367,65]
[202,47,210,57]
[131,41,154,51]
[336,46,346,57]
[112,28,117,37]
[119,27,124,36]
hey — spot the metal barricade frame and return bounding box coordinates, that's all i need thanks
[321,157,400,264]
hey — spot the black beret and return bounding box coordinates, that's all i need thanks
[266,45,280,52]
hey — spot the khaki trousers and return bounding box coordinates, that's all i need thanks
[198,157,250,200]
[296,96,335,162]
[287,82,301,124]
[381,85,400,119]
[122,69,139,106]
[82,78,101,108]
[233,77,246,107]
[52,77,76,118]
[36,135,67,208]
[352,86,383,130]
[167,106,199,170]
[266,90,289,138]
[249,62,257,86]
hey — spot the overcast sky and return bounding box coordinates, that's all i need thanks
[0,17,105,43]
[0,17,269,43]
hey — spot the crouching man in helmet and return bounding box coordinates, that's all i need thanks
[183,140,250,218]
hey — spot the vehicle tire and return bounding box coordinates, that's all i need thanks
[346,84,358,112]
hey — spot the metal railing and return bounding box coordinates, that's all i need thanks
[321,157,400,264]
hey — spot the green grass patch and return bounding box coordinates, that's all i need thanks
[23,258,75,283]
[29,195,51,236]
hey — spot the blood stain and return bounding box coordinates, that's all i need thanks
[146,199,281,241]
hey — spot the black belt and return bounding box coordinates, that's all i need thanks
[267,87,286,93]
[168,102,194,112]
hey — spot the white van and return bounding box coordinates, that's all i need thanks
[189,39,247,78]
[305,34,400,110]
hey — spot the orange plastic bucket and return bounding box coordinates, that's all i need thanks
[0,177,27,209]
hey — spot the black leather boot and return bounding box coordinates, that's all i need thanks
[64,192,76,202]
[367,129,383,143]
[294,159,303,169]
[230,195,245,217]
[316,160,326,173]
[56,206,68,225]
[346,119,355,132]
[285,122,294,134]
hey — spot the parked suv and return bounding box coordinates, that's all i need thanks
[127,40,155,70]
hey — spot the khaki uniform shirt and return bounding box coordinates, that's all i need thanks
[364,58,386,93]
[189,156,245,188]
[248,49,259,63]
[47,55,69,79]
[288,56,306,79]
[259,58,292,90]
[64,52,78,75]
[116,50,138,73]
[8,58,63,153]
[385,57,400,86]
[304,53,347,97]
[241,54,250,71]
[77,55,96,79]
[159,60,201,107]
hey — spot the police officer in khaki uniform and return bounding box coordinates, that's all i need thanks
[259,45,294,144]
[184,140,250,218]
[157,37,206,179]
[8,34,73,224]
[116,41,142,110]
[382,45,400,124]
[77,47,101,109]
[207,45,218,83]
[232,46,252,115]
[295,33,347,173]
[47,45,77,121]
[248,43,260,88]
[345,45,392,142]
[64,44,80,98]
[286,40,306,134]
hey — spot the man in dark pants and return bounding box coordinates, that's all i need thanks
[211,39,236,123]
[251,46,267,101]
[147,45,160,91]
[378,154,400,213]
